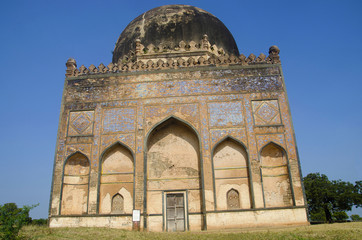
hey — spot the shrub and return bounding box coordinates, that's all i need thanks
[31,218,48,226]
[0,203,37,240]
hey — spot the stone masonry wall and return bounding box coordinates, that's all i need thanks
[49,63,306,230]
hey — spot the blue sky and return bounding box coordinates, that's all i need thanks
[0,0,361,219]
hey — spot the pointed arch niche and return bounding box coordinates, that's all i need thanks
[227,189,240,210]
[146,117,202,214]
[61,152,90,215]
[99,142,134,214]
[111,193,124,214]
[260,142,293,208]
[212,137,251,210]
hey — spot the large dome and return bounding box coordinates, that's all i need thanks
[112,5,239,63]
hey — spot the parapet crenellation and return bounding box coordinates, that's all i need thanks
[65,37,281,77]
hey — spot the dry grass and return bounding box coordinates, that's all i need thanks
[19,222,362,240]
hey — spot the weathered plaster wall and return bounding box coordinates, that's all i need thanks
[60,152,89,215]
[50,215,144,229]
[207,208,308,229]
[261,143,293,208]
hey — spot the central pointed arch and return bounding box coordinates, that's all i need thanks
[144,116,205,230]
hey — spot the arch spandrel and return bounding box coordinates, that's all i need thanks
[145,109,200,136]
[64,144,92,162]
[256,135,286,156]
[210,129,247,148]
[100,134,136,156]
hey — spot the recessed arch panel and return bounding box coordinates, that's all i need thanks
[99,142,134,214]
[260,142,293,207]
[212,137,251,210]
[61,152,90,215]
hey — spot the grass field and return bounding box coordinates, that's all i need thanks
[19,222,361,240]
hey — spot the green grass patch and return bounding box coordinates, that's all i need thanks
[19,222,362,240]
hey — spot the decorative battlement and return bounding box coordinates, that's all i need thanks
[132,34,224,59]
[65,38,281,77]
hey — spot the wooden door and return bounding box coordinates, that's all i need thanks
[166,193,185,231]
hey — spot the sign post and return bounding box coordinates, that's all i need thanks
[132,209,140,231]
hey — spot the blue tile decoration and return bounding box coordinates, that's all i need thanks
[90,105,102,168]
[144,104,199,132]
[208,102,243,128]
[66,75,283,102]
[278,94,296,158]
[68,111,94,136]
[252,100,281,126]
[244,97,258,161]
[65,144,92,159]
[101,134,135,153]
[73,115,91,132]
[136,103,144,154]
[256,134,285,151]
[210,128,246,147]
[102,108,136,133]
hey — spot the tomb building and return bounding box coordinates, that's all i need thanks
[49,4,308,231]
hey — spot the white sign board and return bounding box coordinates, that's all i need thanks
[132,209,140,222]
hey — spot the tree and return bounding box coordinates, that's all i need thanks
[333,211,348,221]
[350,214,361,221]
[303,173,360,223]
[354,181,362,207]
[0,203,37,240]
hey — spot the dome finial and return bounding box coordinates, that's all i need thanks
[65,58,77,77]
[268,45,280,63]
[202,34,210,50]
[269,45,280,55]
[135,39,142,56]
